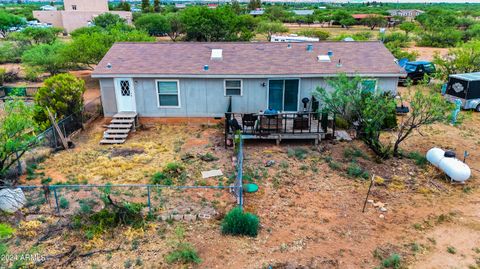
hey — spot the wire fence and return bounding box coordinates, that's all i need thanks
[35,96,103,149]
[233,135,244,209]
[13,184,239,221]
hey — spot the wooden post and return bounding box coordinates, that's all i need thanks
[362,174,375,213]
[47,108,69,150]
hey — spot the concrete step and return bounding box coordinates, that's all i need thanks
[100,139,126,144]
[103,133,129,139]
[105,129,130,134]
[111,118,135,124]
[113,112,137,118]
[107,124,132,129]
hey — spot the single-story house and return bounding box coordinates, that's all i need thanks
[91,42,404,120]
[388,9,424,20]
[292,10,314,16]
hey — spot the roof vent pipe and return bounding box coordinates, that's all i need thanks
[306,44,313,52]
[287,43,292,49]
[203,65,209,71]
[327,49,333,57]
[336,59,342,67]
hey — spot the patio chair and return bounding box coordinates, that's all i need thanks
[241,113,257,133]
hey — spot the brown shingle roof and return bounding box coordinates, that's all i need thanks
[92,41,404,77]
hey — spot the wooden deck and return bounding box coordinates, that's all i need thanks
[225,112,335,145]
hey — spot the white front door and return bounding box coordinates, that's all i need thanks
[114,78,136,112]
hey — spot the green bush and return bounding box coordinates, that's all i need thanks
[417,29,463,48]
[24,66,40,82]
[346,163,370,179]
[407,151,427,167]
[335,116,349,129]
[287,147,308,160]
[163,162,185,178]
[382,32,409,47]
[0,223,15,239]
[59,197,69,209]
[150,172,173,185]
[165,242,202,264]
[381,253,401,269]
[0,68,5,86]
[296,29,330,40]
[221,207,259,237]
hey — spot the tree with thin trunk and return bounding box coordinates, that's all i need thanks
[392,87,453,157]
[255,21,288,41]
[0,98,38,185]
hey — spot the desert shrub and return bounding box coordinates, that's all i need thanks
[221,207,259,237]
[387,45,418,61]
[59,197,69,209]
[165,243,201,264]
[343,147,369,160]
[381,253,401,268]
[0,68,4,86]
[0,41,23,63]
[0,243,7,257]
[0,223,15,239]
[24,66,41,82]
[296,29,330,40]
[163,162,185,178]
[346,163,370,179]
[407,151,427,167]
[198,152,219,162]
[417,29,463,47]
[78,198,97,214]
[165,226,201,264]
[334,31,372,41]
[150,172,173,185]
[382,32,409,47]
[287,147,308,160]
[335,116,349,129]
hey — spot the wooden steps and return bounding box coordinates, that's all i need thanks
[100,112,138,145]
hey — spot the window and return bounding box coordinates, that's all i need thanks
[120,80,131,96]
[361,79,377,93]
[157,80,180,107]
[224,80,242,96]
[72,5,77,10]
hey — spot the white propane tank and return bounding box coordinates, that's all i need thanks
[426,147,471,182]
[426,148,445,167]
[438,158,471,182]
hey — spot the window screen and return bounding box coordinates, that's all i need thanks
[225,80,242,96]
[157,81,179,107]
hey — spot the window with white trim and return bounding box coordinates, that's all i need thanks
[224,79,242,96]
[157,80,180,107]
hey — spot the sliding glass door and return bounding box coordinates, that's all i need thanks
[268,79,299,112]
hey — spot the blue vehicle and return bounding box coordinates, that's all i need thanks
[443,72,480,112]
[398,60,436,86]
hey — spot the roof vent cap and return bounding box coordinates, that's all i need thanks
[203,65,209,71]
[211,49,223,60]
[327,49,333,57]
[106,63,112,69]
[317,55,331,63]
[287,43,292,49]
[306,44,313,52]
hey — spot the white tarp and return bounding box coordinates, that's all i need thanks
[0,188,26,213]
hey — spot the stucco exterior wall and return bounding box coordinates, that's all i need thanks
[33,11,132,33]
[100,77,399,118]
[64,0,108,12]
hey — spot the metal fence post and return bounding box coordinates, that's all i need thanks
[53,187,60,213]
[147,186,151,213]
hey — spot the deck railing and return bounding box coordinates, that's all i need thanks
[225,111,327,136]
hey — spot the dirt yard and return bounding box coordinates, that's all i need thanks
[6,98,479,268]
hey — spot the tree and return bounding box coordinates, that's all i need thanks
[22,42,69,75]
[399,22,416,37]
[315,74,396,158]
[33,73,86,129]
[180,6,256,41]
[392,87,452,156]
[116,1,131,11]
[0,98,38,184]
[247,0,261,11]
[153,0,161,13]
[0,12,25,38]
[141,0,151,13]
[361,15,387,30]
[8,27,62,46]
[231,0,242,15]
[256,20,288,41]
[264,6,291,22]
[134,14,169,36]
[165,12,183,41]
[332,11,355,29]
[297,29,330,40]
[62,25,154,69]
[92,13,126,28]
[433,40,480,80]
